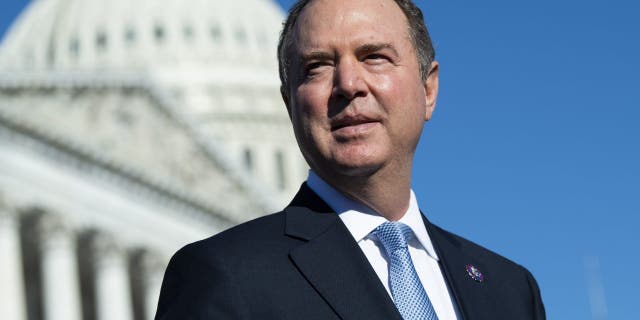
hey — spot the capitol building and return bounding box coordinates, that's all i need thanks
[0,0,306,319]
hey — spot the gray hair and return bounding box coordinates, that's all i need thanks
[277,0,436,94]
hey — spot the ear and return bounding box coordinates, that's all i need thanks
[423,61,439,121]
[280,85,292,119]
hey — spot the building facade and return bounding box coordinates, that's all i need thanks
[0,0,305,319]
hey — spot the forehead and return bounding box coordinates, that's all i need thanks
[293,0,411,51]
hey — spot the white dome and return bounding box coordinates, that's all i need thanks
[0,0,307,208]
[0,0,284,73]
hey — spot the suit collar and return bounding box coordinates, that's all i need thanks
[306,171,439,261]
[285,184,403,320]
[285,185,502,320]
[284,183,336,240]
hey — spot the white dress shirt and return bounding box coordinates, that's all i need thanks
[307,171,460,320]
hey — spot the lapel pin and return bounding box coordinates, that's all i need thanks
[465,264,484,283]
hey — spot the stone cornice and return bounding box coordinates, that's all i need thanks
[0,115,234,228]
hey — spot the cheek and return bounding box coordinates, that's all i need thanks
[370,73,395,94]
[294,84,331,120]
[290,88,324,139]
[383,73,426,111]
[369,74,412,115]
[373,74,427,134]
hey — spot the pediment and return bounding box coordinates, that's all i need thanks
[0,74,275,222]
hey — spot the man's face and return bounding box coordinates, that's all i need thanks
[284,0,438,180]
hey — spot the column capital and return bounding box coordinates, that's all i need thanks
[89,231,127,269]
[135,249,164,275]
[35,212,75,251]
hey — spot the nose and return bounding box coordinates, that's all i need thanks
[332,58,367,100]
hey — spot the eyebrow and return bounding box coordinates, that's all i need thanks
[300,51,334,63]
[355,42,399,57]
[299,42,399,63]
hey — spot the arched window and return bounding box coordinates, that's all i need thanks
[275,150,286,191]
[69,37,80,57]
[234,27,247,45]
[154,24,165,43]
[243,148,253,172]
[96,31,108,51]
[183,25,194,42]
[210,25,222,42]
[125,26,136,44]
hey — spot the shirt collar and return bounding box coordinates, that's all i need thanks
[306,170,439,261]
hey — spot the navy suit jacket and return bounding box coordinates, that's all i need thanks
[155,184,545,320]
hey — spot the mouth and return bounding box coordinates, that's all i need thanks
[331,115,378,131]
[330,115,380,137]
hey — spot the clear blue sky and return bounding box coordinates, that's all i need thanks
[2,0,638,319]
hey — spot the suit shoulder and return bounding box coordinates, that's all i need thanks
[429,224,546,319]
[172,211,288,260]
[156,214,286,320]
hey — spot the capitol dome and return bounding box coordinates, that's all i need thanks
[1,0,307,208]
[0,0,284,74]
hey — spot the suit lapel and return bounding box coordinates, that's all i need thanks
[423,214,497,320]
[285,185,402,320]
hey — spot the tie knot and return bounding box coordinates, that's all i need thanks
[374,221,413,254]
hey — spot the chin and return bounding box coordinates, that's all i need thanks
[303,142,389,177]
[326,159,383,178]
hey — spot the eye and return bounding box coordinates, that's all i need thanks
[306,62,323,72]
[304,61,331,77]
[363,53,390,64]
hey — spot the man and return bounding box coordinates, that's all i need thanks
[155,0,546,319]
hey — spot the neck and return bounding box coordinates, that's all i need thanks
[316,165,412,221]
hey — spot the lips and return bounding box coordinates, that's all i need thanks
[330,115,379,131]
[330,114,380,137]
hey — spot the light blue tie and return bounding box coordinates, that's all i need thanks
[375,221,439,320]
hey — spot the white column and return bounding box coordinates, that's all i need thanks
[139,251,165,320]
[0,199,26,320]
[93,233,133,320]
[38,214,82,320]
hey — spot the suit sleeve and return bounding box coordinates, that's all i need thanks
[154,244,249,320]
[524,268,546,320]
